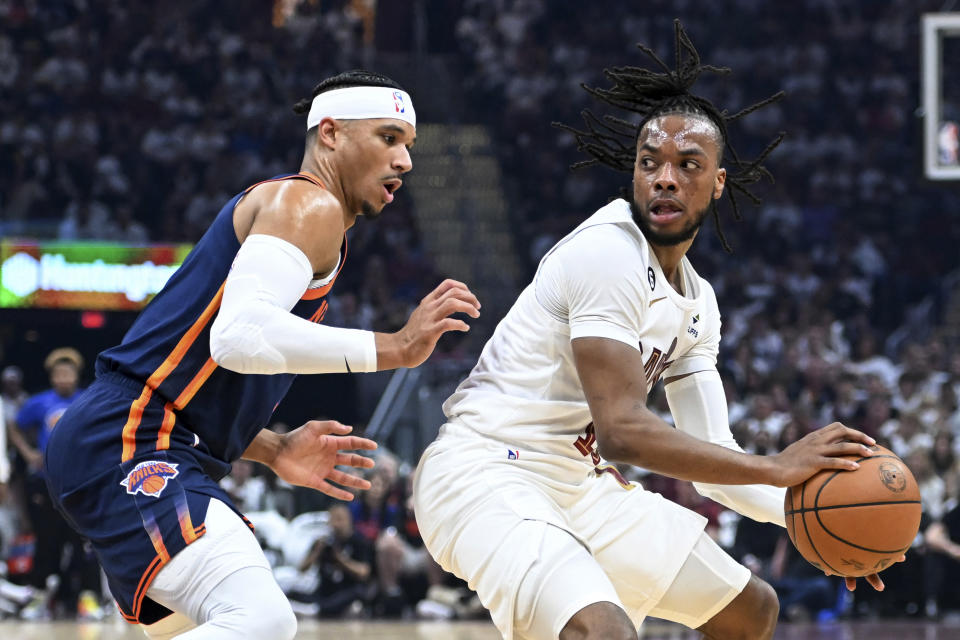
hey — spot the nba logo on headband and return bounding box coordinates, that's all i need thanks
[393,91,405,114]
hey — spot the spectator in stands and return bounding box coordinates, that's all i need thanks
[1,367,27,427]
[7,348,102,619]
[293,504,373,618]
[925,473,960,615]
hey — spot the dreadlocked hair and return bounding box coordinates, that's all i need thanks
[554,20,785,252]
[293,70,403,116]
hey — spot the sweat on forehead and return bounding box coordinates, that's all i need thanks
[638,113,724,155]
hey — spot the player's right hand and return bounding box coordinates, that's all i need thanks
[381,279,481,369]
[767,422,876,487]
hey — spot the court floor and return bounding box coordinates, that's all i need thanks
[2,619,960,639]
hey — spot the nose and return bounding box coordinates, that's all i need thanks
[393,146,412,174]
[654,162,678,192]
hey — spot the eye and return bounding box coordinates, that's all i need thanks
[640,157,656,168]
[681,160,700,169]
[382,134,396,144]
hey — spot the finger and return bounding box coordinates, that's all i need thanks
[823,441,875,458]
[439,297,481,319]
[865,573,885,591]
[313,480,356,502]
[897,554,906,563]
[425,279,470,303]
[437,286,482,311]
[819,456,861,471]
[437,318,471,334]
[845,577,857,592]
[834,426,876,447]
[333,435,379,451]
[326,468,372,490]
[335,452,376,469]
[310,420,352,435]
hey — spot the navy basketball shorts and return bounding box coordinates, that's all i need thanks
[44,378,247,625]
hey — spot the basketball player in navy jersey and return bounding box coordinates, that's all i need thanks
[43,70,480,639]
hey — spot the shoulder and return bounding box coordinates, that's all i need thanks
[244,179,342,233]
[552,221,645,272]
[239,178,345,268]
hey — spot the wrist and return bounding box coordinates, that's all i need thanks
[374,331,407,370]
[242,429,285,469]
[757,453,784,487]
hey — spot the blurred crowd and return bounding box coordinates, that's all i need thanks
[1,0,960,627]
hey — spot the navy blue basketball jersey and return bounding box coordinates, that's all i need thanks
[95,172,344,477]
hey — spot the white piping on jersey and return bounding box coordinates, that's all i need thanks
[307,252,341,289]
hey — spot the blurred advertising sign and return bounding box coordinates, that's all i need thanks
[0,240,192,310]
[923,13,960,180]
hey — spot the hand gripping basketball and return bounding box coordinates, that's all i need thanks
[768,422,877,488]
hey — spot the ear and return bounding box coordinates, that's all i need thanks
[713,167,726,200]
[316,117,340,150]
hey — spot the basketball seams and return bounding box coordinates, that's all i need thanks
[799,477,840,574]
[812,505,916,554]
[785,499,921,516]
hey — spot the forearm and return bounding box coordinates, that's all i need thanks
[241,428,283,469]
[338,556,371,581]
[597,414,778,486]
[6,424,37,458]
[927,523,960,557]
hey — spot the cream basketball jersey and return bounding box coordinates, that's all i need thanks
[441,198,722,479]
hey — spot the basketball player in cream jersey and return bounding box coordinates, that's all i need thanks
[414,23,890,640]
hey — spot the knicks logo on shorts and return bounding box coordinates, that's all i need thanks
[120,461,179,498]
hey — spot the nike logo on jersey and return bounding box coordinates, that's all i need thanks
[649,296,667,307]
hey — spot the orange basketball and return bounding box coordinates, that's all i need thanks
[141,475,166,495]
[784,445,921,577]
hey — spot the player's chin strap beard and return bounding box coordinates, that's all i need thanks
[626,192,707,248]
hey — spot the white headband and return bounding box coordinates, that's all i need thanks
[306,86,416,130]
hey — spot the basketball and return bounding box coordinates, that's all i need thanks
[141,475,166,495]
[784,445,922,578]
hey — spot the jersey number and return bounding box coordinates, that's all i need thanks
[573,422,601,465]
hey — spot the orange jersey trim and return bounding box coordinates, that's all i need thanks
[121,282,226,462]
[155,403,177,453]
[173,357,218,411]
[301,235,348,300]
[242,171,326,196]
[122,524,206,624]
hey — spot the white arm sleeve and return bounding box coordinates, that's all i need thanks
[210,234,377,375]
[665,369,786,527]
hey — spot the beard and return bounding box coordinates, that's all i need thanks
[360,200,381,219]
[629,195,710,247]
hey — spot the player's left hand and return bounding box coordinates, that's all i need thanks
[272,420,377,501]
[833,555,907,591]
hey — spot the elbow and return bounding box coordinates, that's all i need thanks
[209,316,275,374]
[594,421,633,463]
[209,318,243,372]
